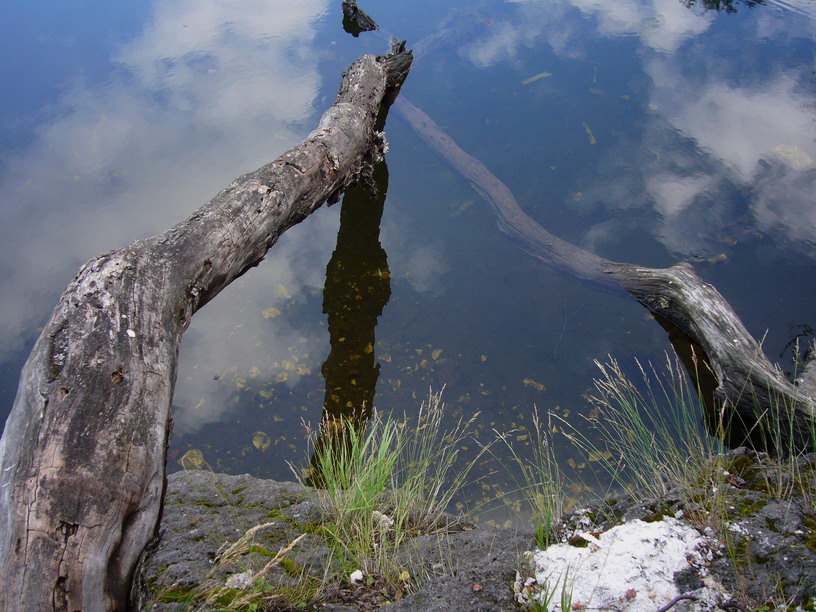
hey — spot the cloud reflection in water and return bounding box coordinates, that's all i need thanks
[0,0,331,433]
[458,0,814,260]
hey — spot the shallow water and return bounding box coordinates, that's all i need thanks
[1,0,814,524]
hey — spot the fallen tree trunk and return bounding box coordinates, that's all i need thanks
[396,92,816,451]
[0,46,412,611]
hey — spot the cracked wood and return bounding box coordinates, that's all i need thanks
[0,46,412,611]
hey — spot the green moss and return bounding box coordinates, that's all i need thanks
[725,536,753,571]
[727,492,768,520]
[803,515,816,551]
[194,499,220,508]
[279,557,305,578]
[147,564,169,586]
[231,486,248,496]
[245,544,274,557]
[264,507,327,537]
[158,586,195,603]
[210,587,241,607]
[301,522,330,536]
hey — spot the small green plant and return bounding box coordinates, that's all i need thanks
[291,388,486,599]
[581,353,727,501]
[528,566,574,611]
[489,408,566,550]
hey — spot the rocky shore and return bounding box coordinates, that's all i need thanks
[135,448,815,610]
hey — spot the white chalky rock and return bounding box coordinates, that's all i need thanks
[519,517,728,611]
[225,571,253,590]
[372,510,395,531]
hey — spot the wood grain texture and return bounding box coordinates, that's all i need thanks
[0,48,411,611]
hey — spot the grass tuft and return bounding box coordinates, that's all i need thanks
[582,353,727,500]
[490,408,566,548]
[291,388,485,600]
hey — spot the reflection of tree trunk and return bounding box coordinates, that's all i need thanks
[0,46,412,611]
[342,0,379,37]
[308,161,391,485]
[395,96,816,452]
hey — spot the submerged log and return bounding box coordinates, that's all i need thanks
[0,45,412,611]
[395,97,615,290]
[396,92,816,451]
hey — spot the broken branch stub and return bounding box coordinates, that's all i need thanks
[0,47,411,611]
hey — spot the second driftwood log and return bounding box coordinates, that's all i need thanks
[395,91,816,451]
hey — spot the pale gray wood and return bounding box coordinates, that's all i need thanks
[0,47,411,611]
[604,262,816,451]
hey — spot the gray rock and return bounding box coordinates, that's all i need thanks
[134,448,816,610]
[133,470,530,611]
[384,528,532,611]
[133,470,333,610]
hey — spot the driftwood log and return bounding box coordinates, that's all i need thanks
[0,45,412,611]
[395,93,816,451]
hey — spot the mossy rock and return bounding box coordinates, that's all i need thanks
[133,470,335,611]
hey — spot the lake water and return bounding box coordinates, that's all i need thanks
[1,0,815,525]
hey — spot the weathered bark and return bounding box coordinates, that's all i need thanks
[396,92,816,451]
[604,262,816,450]
[0,46,412,611]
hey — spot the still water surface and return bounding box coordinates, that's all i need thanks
[1,0,814,522]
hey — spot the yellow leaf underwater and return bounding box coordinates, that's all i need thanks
[522,71,552,85]
[582,122,597,145]
[253,431,271,451]
[523,378,546,392]
[772,144,814,170]
[588,450,613,463]
[180,449,206,470]
[262,308,282,319]
[274,284,292,300]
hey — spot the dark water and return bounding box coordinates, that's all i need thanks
[1,0,814,524]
